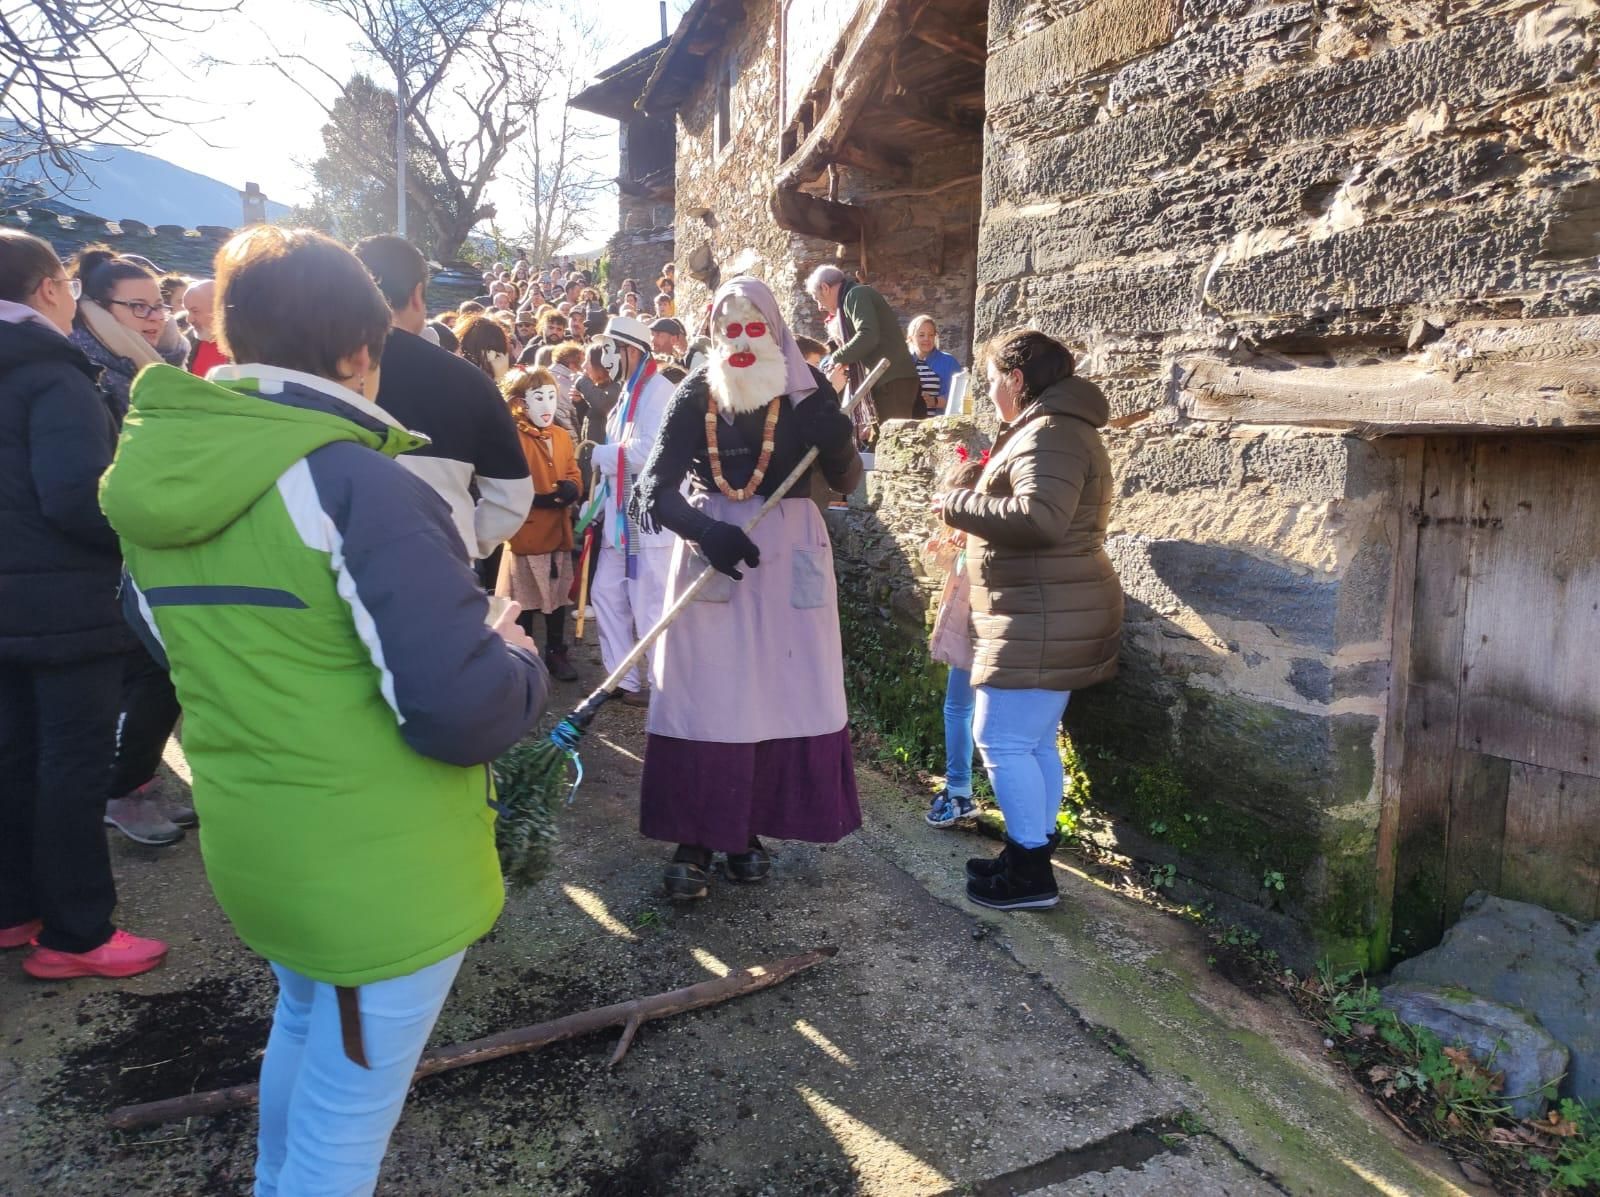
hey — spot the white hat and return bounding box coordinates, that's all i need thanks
[604,314,653,355]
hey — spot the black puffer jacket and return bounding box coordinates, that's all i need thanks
[0,316,130,664]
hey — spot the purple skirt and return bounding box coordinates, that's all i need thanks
[639,728,861,852]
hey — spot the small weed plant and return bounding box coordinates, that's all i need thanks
[1292,963,1600,1194]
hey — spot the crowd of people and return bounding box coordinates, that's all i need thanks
[0,224,1122,1195]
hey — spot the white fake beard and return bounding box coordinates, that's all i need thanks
[708,347,789,414]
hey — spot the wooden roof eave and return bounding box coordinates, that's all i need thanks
[639,0,745,117]
[774,0,919,193]
[568,41,670,120]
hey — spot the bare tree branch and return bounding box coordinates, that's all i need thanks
[0,0,241,197]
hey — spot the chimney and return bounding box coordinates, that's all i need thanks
[242,182,267,227]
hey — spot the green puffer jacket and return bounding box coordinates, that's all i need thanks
[941,377,1123,692]
[100,363,548,986]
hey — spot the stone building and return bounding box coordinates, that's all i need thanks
[638,0,984,351]
[625,0,1598,966]
[571,41,678,301]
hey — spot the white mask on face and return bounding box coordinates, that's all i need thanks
[527,384,559,429]
[594,335,625,383]
[707,294,788,415]
[486,350,509,382]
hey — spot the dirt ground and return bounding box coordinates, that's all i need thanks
[0,634,1459,1196]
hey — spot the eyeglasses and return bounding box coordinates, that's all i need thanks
[46,275,82,299]
[106,298,173,319]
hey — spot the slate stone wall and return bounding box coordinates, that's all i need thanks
[971,0,1600,964]
[606,193,675,302]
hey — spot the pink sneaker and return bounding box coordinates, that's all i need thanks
[23,929,169,979]
[0,919,42,949]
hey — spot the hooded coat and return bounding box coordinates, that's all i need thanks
[100,363,549,985]
[0,309,129,664]
[941,377,1123,692]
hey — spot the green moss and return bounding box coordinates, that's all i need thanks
[836,584,954,778]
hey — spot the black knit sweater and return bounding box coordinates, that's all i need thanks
[632,366,862,539]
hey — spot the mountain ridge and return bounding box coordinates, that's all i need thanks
[11,143,293,229]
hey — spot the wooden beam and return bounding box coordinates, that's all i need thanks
[880,91,982,137]
[910,8,987,64]
[775,0,914,190]
[1181,317,1600,433]
[771,188,864,243]
[831,140,913,183]
[1373,436,1423,970]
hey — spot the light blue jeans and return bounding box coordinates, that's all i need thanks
[944,666,976,798]
[255,949,465,1197]
[974,686,1072,849]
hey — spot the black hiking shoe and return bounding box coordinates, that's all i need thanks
[967,831,1058,883]
[966,838,1059,910]
[664,844,712,900]
[723,837,771,883]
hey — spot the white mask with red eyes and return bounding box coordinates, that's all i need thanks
[527,384,559,429]
[708,294,789,415]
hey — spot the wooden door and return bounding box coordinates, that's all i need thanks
[1389,437,1600,955]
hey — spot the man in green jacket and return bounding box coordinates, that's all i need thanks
[805,265,924,421]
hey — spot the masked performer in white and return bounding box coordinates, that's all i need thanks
[631,277,864,898]
[588,316,678,706]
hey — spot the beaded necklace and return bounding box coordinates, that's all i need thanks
[705,396,780,501]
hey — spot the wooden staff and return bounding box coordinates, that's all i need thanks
[573,524,596,640]
[106,945,836,1131]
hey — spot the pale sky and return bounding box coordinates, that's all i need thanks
[143,0,693,251]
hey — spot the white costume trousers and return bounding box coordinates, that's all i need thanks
[592,541,672,694]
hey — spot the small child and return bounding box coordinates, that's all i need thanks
[924,449,987,827]
[498,367,583,681]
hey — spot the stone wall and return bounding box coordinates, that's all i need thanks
[970,0,1600,964]
[672,0,983,363]
[607,193,675,299]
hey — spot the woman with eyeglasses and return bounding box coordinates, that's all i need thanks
[0,229,169,979]
[66,247,187,422]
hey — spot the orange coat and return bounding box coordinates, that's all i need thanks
[507,420,581,556]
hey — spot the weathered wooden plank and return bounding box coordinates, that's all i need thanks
[879,91,983,136]
[774,0,914,190]
[1503,763,1600,920]
[1441,751,1511,922]
[1456,438,1600,779]
[1375,438,1423,966]
[831,139,913,182]
[1391,439,1476,953]
[1181,317,1600,432]
[770,187,865,243]
[910,7,987,63]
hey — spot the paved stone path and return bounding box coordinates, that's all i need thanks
[0,637,1470,1195]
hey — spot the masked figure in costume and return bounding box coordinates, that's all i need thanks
[631,276,864,899]
[495,368,582,682]
[587,316,678,706]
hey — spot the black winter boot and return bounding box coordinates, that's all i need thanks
[966,838,1059,910]
[967,831,1059,882]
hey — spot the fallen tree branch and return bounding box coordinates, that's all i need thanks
[107,945,837,1131]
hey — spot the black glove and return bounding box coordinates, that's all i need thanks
[530,490,562,509]
[800,390,855,455]
[698,521,761,579]
[554,479,580,506]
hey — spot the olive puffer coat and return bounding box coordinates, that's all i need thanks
[941,377,1123,692]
